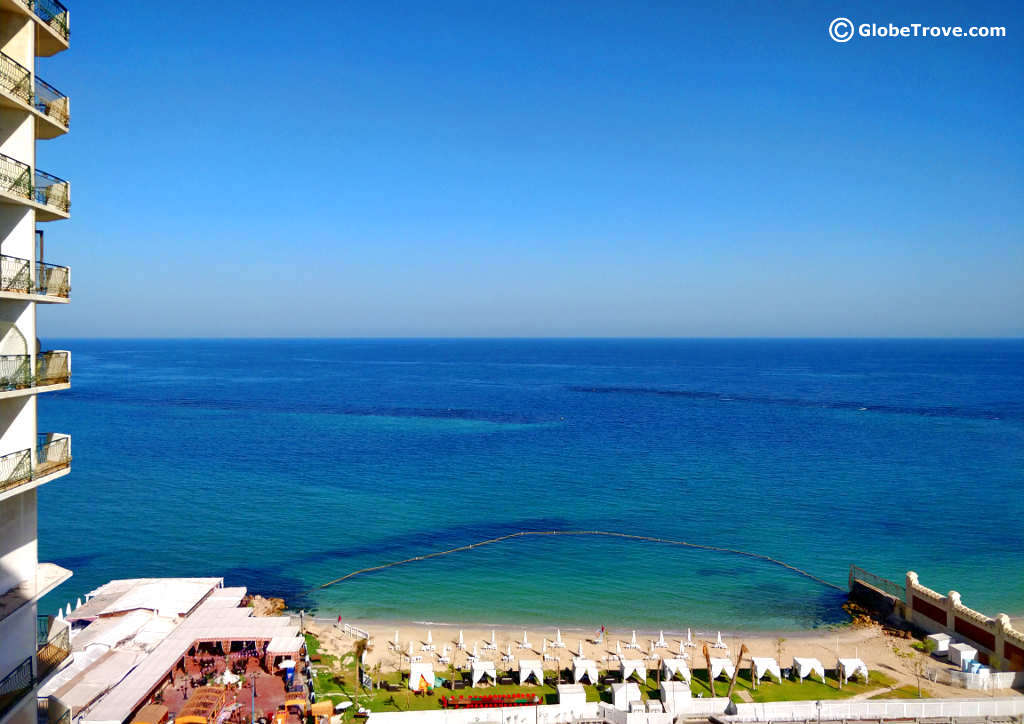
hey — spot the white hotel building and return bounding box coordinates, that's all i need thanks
[0,3,73,724]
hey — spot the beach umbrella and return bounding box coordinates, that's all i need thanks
[506,643,512,658]
[472,644,479,658]
[542,640,547,654]
[577,640,584,657]
[457,630,464,648]
[75,598,82,609]
[686,628,693,645]
[522,630,529,647]
[334,702,352,712]
[630,630,637,647]
[427,630,432,645]
[65,604,71,617]
[658,631,666,647]
[279,660,296,669]
[490,630,496,646]
[679,640,685,655]
[616,641,622,656]
[555,629,563,645]
[715,631,725,648]
[56,608,63,621]
[407,641,414,657]
[394,630,399,646]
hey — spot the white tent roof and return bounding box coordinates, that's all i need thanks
[471,660,497,686]
[661,658,691,683]
[611,682,642,711]
[572,657,599,684]
[752,657,782,682]
[518,659,543,685]
[838,657,868,683]
[408,662,435,691]
[556,684,586,708]
[659,681,692,714]
[67,578,223,622]
[619,658,646,682]
[709,657,735,681]
[267,636,305,655]
[793,657,825,682]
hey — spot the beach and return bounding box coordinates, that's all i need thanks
[304,618,1023,698]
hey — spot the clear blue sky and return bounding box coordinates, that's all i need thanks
[38,0,1023,337]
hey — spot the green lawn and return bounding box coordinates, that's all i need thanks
[870,685,930,700]
[689,668,897,703]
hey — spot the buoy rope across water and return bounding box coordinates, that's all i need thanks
[305,530,845,594]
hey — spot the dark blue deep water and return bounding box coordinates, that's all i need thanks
[36,339,1024,631]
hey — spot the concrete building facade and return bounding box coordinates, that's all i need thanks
[0,4,72,724]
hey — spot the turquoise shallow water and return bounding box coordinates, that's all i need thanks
[36,339,1024,630]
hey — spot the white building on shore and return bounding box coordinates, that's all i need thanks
[0,3,73,724]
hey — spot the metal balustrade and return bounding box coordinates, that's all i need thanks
[33,168,69,212]
[0,355,32,390]
[20,0,70,42]
[0,152,32,200]
[0,657,34,721]
[0,52,32,104]
[0,434,70,494]
[0,255,71,298]
[37,621,70,679]
[36,351,70,386]
[0,353,68,391]
[34,76,69,127]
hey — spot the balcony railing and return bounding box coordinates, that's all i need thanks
[0,657,34,721]
[20,0,69,42]
[0,52,32,105]
[0,255,70,298]
[0,352,70,390]
[0,433,70,495]
[0,154,69,213]
[34,76,69,127]
[36,620,70,679]
[33,169,69,212]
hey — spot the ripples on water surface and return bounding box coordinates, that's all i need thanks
[37,339,1024,630]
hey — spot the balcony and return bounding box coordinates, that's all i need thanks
[0,657,33,723]
[0,52,68,138]
[36,618,70,680]
[0,254,70,302]
[0,0,70,57]
[0,352,70,399]
[0,564,72,627]
[0,433,71,502]
[0,153,69,220]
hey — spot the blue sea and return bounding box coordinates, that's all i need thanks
[36,339,1024,631]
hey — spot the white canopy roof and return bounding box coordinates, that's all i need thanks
[838,657,868,684]
[620,658,646,682]
[518,659,543,685]
[661,658,691,683]
[752,657,782,682]
[408,662,434,691]
[793,657,825,682]
[471,660,497,686]
[659,681,692,714]
[611,682,642,711]
[572,657,599,684]
[556,684,586,708]
[267,636,305,655]
[709,657,735,681]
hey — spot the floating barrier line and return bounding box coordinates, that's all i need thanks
[306,530,845,594]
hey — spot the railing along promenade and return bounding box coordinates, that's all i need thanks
[0,254,71,298]
[0,433,71,495]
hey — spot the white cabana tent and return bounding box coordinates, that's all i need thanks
[709,657,735,681]
[751,657,782,683]
[518,659,543,685]
[408,662,435,691]
[611,682,642,711]
[659,681,692,714]
[573,658,599,685]
[620,659,646,683]
[926,633,952,655]
[661,658,691,683]
[838,658,868,684]
[793,657,825,682]
[557,684,586,709]
[471,660,497,686]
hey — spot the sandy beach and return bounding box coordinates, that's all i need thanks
[303,618,1022,699]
